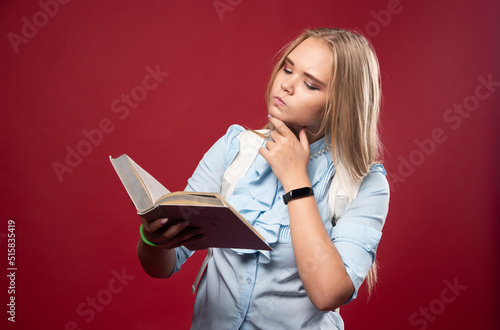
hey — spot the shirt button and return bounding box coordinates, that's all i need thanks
[246,277,252,284]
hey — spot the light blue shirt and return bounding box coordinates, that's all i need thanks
[173,125,390,330]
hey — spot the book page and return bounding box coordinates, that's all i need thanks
[128,157,171,204]
[156,192,225,207]
[110,155,154,212]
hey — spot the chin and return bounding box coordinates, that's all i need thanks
[269,103,284,116]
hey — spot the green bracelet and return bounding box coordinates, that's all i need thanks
[140,224,159,247]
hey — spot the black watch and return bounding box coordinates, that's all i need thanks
[283,187,314,205]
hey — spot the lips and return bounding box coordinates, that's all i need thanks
[274,96,286,106]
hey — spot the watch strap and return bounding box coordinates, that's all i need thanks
[283,187,314,205]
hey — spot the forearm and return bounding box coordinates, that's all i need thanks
[287,184,354,311]
[260,119,355,309]
[137,239,177,278]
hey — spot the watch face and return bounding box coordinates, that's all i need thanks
[291,187,313,197]
[284,187,313,204]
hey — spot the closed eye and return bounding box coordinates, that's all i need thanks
[305,82,319,91]
[285,57,327,90]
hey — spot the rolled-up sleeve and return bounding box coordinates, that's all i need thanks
[331,166,390,302]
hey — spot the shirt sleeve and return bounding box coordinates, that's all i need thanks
[331,165,390,303]
[171,124,245,275]
[184,124,245,194]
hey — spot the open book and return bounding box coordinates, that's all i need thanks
[110,154,271,251]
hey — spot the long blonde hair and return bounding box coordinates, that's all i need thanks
[264,28,382,294]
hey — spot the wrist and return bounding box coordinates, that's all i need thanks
[140,224,160,247]
[283,186,314,205]
[283,177,311,193]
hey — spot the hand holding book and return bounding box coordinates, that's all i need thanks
[140,216,207,250]
[110,154,271,251]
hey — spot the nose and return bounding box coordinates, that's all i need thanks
[281,76,295,94]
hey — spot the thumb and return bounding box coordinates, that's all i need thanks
[299,127,310,152]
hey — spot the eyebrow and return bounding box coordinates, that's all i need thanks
[285,57,327,87]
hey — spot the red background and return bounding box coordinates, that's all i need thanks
[1,0,499,329]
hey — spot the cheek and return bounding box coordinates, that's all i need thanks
[303,95,326,115]
[307,99,327,123]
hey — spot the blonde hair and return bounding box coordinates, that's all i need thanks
[264,28,382,295]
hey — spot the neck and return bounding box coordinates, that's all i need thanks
[288,125,324,144]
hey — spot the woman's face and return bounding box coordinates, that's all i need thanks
[268,37,332,139]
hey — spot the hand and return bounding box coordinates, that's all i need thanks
[259,116,311,191]
[140,216,206,250]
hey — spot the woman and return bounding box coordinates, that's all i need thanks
[138,28,389,329]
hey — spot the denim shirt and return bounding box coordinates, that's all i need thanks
[173,125,390,330]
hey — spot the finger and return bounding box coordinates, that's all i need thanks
[158,219,191,240]
[164,232,206,250]
[161,226,204,249]
[141,216,169,234]
[299,127,310,153]
[269,130,283,142]
[269,116,295,138]
[264,139,275,151]
[258,146,271,162]
[141,218,188,246]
